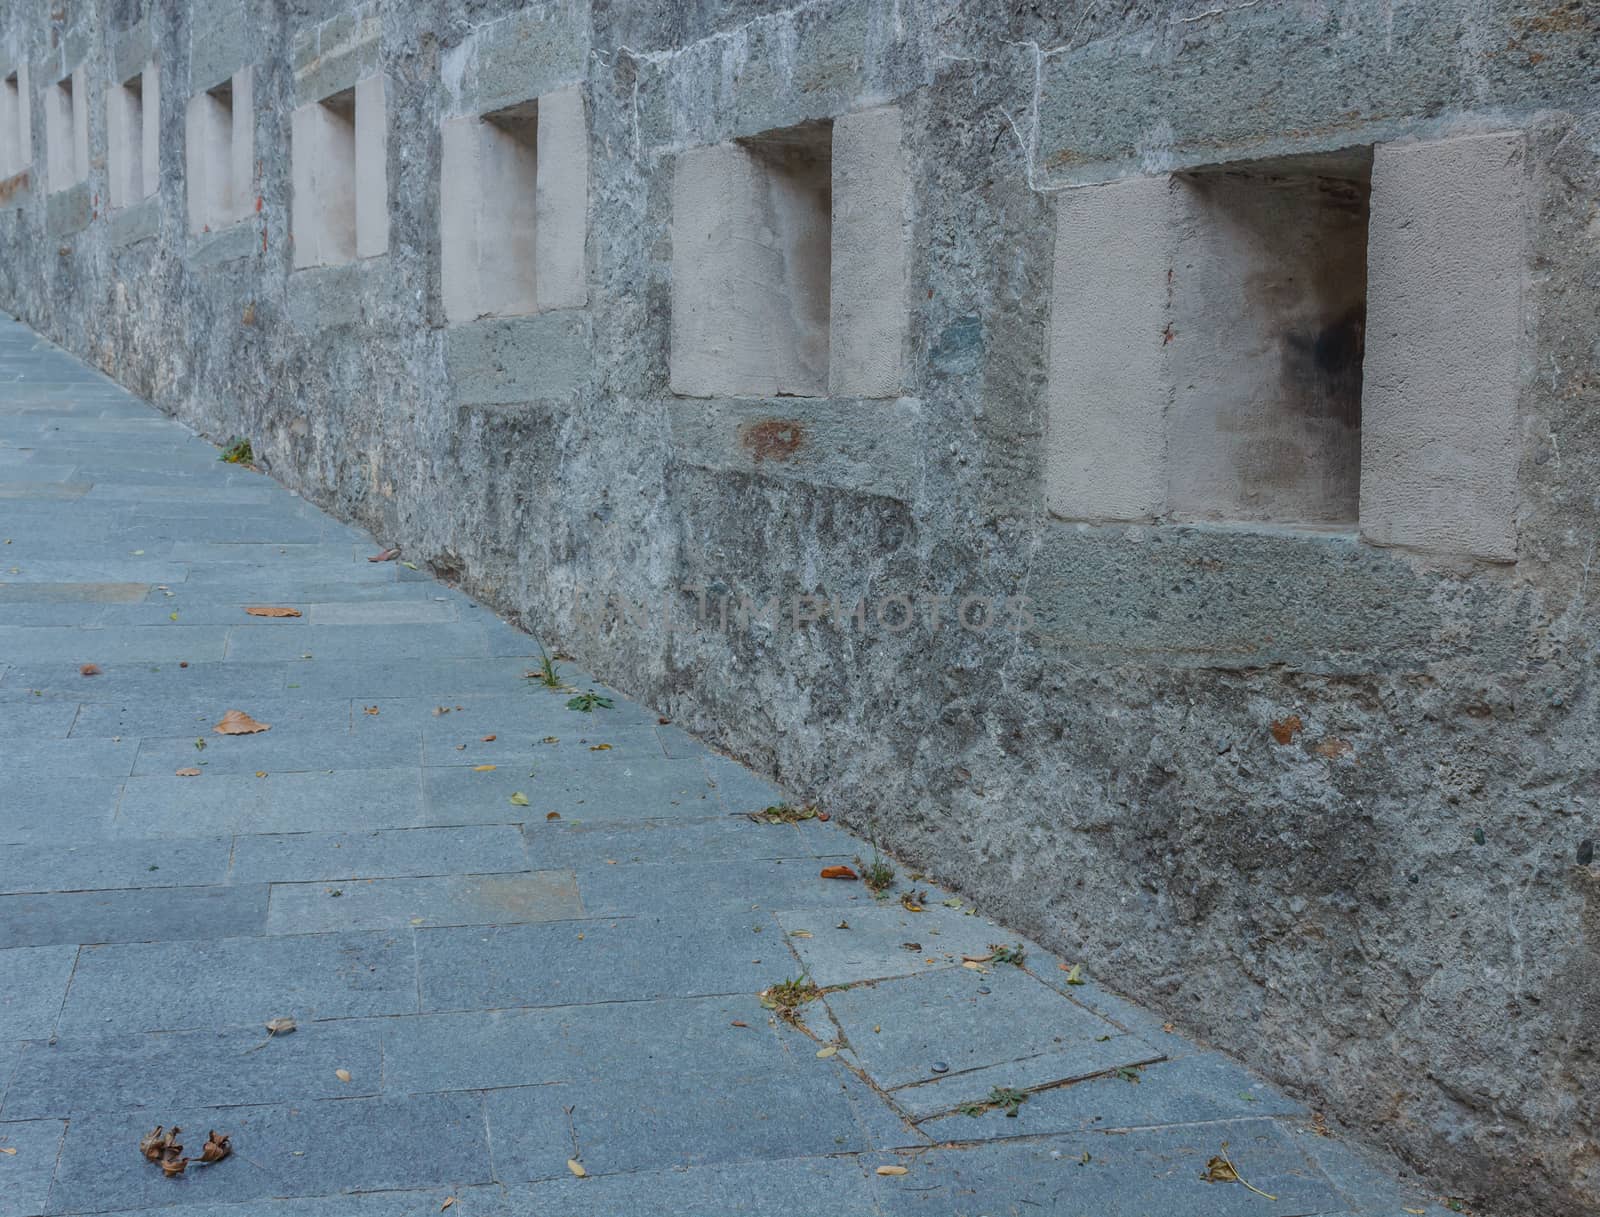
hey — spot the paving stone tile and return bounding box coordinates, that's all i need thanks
[168,542,359,564]
[917,1049,1307,1141]
[423,757,716,823]
[0,736,139,780]
[115,769,423,837]
[870,1120,1345,1216]
[420,722,660,767]
[817,967,1163,1119]
[131,728,422,777]
[0,946,78,1040]
[266,871,582,934]
[382,994,785,1092]
[524,814,851,867]
[226,624,493,663]
[0,700,80,737]
[280,658,552,700]
[0,625,229,664]
[229,825,526,884]
[486,1060,917,1181]
[704,753,793,813]
[3,1021,384,1119]
[0,603,106,626]
[1296,1125,1460,1215]
[0,582,150,606]
[307,600,460,625]
[415,915,777,1012]
[0,660,288,704]
[0,883,267,949]
[0,775,121,844]
[0,1118,66,1217]
[776,903,1010,987]
[0,837,233,894]
[577,857,863,917]
[72,694,353,739]
[57,932,418,1034]
[0,559,190,585]
[47,1092,492,1214]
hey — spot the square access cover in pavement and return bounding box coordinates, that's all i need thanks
[819,963,1165,1120]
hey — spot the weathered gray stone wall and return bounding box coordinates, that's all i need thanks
[0,3,1596,1213]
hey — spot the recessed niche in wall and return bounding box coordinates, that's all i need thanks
[185,67,254,234]
[46,69,88,193]
[1046,147,1370,529]
[108,65,159,209]
[0,67,30,183]
[670,105,909,400]
[440,85,588,323]
[1166,149,1370,527]
[292,76,387,269]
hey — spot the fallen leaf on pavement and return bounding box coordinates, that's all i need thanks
[175,767,201,777]
[198,1132,230,1164]
[567,1159,587,1178]
[730,1020,748,1028]
[368,547,399,562]
[364,705,380,715]
[510,792,530,806]
[335,1069,352,1083]
[472,764,496,772]
[962,952,994,963]
[215,709,270,735]
[816,1045,838,1058]
[0,1147,15,1155]
[1063,963,1085,985]
[481,735,496,742]
[80,663,101,676]
[791,930,813,938]
[876,1165,909,1176]
[820,865,858,880]
[900,890,926,912]
[160,1150,189,1177]
[590,743,611,751]
[1201,1145,1276,1200]
[139,1126,179,1163]
[244,606,301,618]
[441,1200,455,1212]
[546,811,561,821]
[264,1017,296,1036]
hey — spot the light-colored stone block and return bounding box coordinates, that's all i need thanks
[107,71,146,209]
[185,86,230,232]
[1360,132,1526,561]
[670,131,832,398]
[0,67,29,178]
[291,95,356,269]
[440,106,538,323]
[229,66,255,221]
[354,75,388,260]
[829,105,908,398]
[534,85,587,311]
[1044,175,1175,521]
[46,71,87,194]
[140,65,160,200]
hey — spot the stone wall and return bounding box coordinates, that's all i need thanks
[0,2,1596,1213]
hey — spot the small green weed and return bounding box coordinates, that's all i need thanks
[989,943,1026,966]
[748,803,818,824]
[960,1086,1028,1118]
[566,691,614,713]
[531,646,564,689]
[219,437,253,464]
[759,977,821,1022]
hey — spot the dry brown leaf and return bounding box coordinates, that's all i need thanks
[139,1126,179,1163]
[364,705,380,715]
[0,1146,15,1155]
[243,606,302,618]
[567,1159,588,1178]
[215,709,270,735]
[368,547,400,563]
[472,764,496,772]
[875,1165,909,1176]
[1201,1146,1276,1200]
[79,663,101,676]
[441,1200,455,1212]
[198,1131,231,1164]
[546,811,561,821]
[730,1020,748,1028]
[481,734,496,742]
[160,1149,189,1177]
[335,1068,352,1083]
[175,767,202,777]
[589,743,612,751]
[961,952,994,963]
[820,865,858,880]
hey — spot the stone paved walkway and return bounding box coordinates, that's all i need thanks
[0,310,1449,1216]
